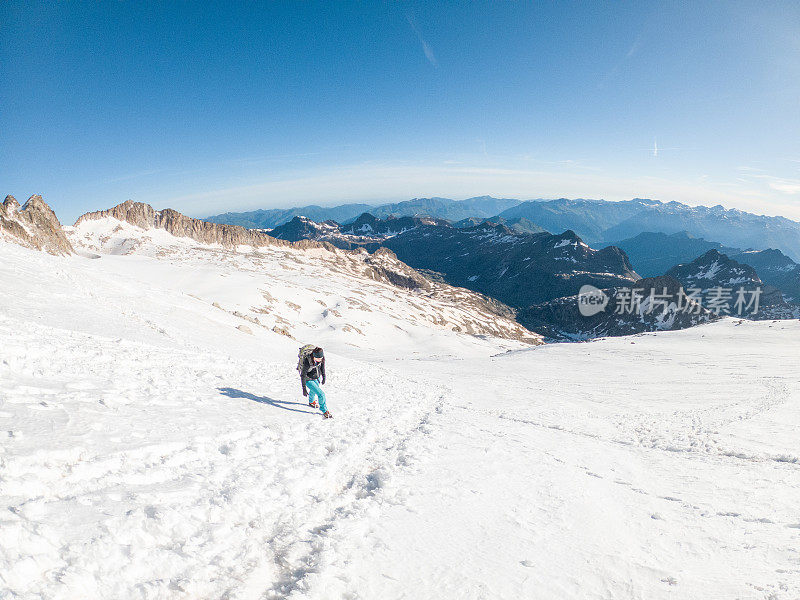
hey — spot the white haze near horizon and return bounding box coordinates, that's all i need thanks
[31,163,800,225]
[153,163,800,222]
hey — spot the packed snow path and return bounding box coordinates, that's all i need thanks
[1,240,799,599]
[1,315,446,599]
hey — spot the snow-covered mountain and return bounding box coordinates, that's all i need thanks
[67,200,540,347]
[380,222,639,307]
[519,275,720,341]
[208,196,800,262]
[665,250,796,319]
[254,213,640,312]
[3,201,800,598]
[246,213,800,338]
[3,195,800,599]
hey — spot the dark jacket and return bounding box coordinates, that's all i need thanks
[300,355,326,396]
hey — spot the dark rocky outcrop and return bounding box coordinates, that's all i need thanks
[665,250,788,318]
[0,195,74,255]
[269,216,341,243]
[340,213,450,236]
[730,248,800,303]
[519,275,719,340]
[380,222,640,307]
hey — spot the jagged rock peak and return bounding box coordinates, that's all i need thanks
[472,221,516,235]
[74,199,157,229]
[4,195,20,212]
[22,194,62,221]
[0,194,74,255]
[558,229,581,241]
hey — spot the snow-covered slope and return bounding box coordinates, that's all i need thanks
[66,215,539,350]
[2,218,799,599]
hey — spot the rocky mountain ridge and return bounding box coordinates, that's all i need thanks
[519,275,720,340]
[205,196,800,261]
[379,222,640,307]
[0,195,74,255]
[730,248,800,303]
[75,200,323,251]
[665,250,790,318]
[260,212,641,310]
[67,200,542,344]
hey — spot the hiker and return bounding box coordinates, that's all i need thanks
[298,345,333,419]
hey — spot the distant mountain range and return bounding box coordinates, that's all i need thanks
[5,192,798,342]
[266,212,638,307]
[204,203,375,230]
[204,196,800,261]
[248,209,800,338]
[204,196,522,230]
[494,199,800,260]
[379,222,638,307]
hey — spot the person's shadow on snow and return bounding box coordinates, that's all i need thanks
[217,387,317,414]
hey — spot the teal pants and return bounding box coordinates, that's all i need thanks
[306,379,327,413]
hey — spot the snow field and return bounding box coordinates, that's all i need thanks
[2,229,799,599]
[0,312,446,599]
[340,321,800,599]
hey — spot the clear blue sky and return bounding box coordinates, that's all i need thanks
[3,1,800,223]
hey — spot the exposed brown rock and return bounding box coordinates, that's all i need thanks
[75,200,286,249]
[4,195,21,212]
[364,247,433,291]
[73,200,543,345]
[0,195,74,255]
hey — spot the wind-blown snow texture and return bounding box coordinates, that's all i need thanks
[1,220,799,599]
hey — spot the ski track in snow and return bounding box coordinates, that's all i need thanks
[1,315,447,599]
[1,235,800,599]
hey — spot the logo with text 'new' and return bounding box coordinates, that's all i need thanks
[577,285,609,317]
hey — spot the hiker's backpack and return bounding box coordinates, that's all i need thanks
[297,344,317,373]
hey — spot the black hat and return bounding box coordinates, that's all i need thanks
[312,348,324,358]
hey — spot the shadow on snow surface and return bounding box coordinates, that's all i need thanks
[217,387,318,414]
